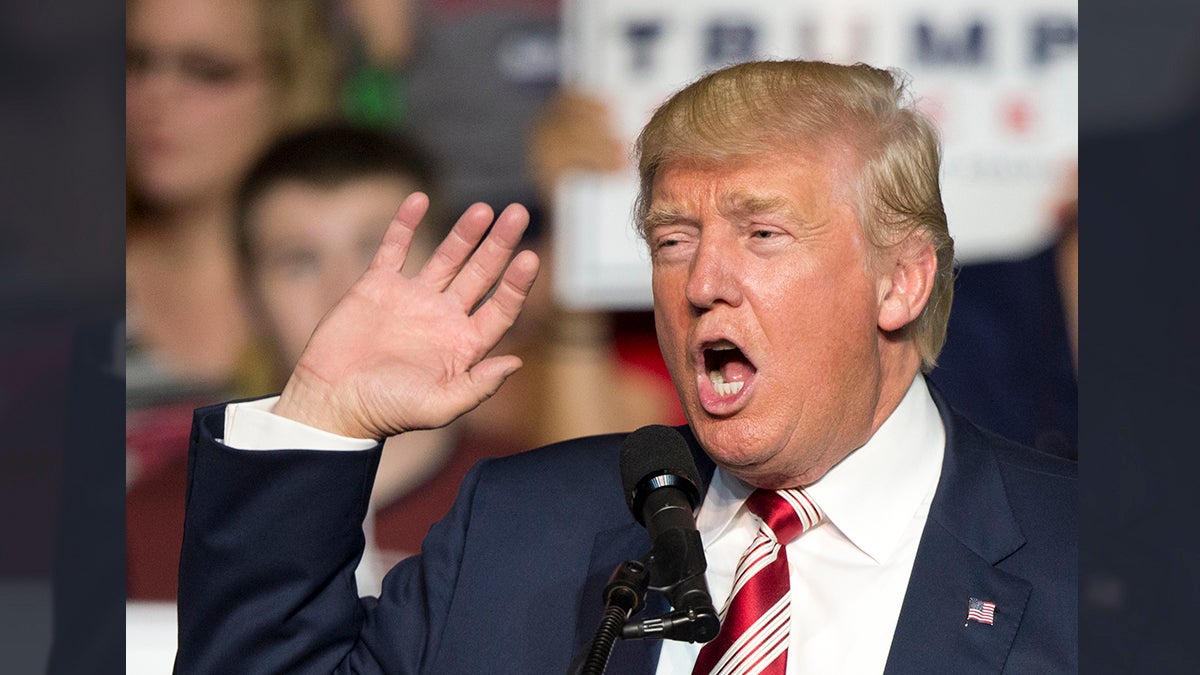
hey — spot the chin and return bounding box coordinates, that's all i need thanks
[692,416,772,465]
[707,452,795,489]
[693,420,827,488]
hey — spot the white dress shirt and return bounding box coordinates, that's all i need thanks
[220,376,944,673]
[655,375,944,674]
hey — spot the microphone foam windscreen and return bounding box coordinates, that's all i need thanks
[619,425,701,511]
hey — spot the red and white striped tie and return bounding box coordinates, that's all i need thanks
[691,488,823,675]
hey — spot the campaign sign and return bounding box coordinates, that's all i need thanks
[555,0,1077,309]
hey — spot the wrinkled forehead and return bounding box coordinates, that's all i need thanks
[639,146,873,261]
[649,143,863,206]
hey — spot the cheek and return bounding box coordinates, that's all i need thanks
[651,277,690,351]
[757,269,878,370]
[187,89,277,163]
[199,78,275,119]
[125,86,150,129]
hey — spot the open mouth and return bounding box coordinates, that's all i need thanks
[703,340,757,398]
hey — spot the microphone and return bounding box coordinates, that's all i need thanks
[619,425,719,643]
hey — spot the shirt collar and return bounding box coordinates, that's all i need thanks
[695,375,945,564]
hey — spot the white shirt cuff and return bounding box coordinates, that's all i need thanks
[222,396,378,451]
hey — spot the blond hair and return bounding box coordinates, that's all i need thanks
[635,60,955,370]
[259,0,341,131]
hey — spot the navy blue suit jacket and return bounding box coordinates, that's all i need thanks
[175,386,1076,673]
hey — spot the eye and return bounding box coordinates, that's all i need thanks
[649,230,680,251]
[267,249,320,279]
[179,52,254,86]
[650,237,680,259]
[126,48,151,76]
[745,225,791,251]
[749,227,787,242]
[649,230,696,263]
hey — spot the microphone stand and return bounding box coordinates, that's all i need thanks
[568,542,720,675]
[622,537,720,643]
[570,560,649,675]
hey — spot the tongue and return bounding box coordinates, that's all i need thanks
[719,358,755,383]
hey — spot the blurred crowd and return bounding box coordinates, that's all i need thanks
[125,0,684,601]
[126,0,1076,602]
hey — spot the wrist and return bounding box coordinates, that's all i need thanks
[274,371,378,441]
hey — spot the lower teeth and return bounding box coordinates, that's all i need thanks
[713,380,744,396]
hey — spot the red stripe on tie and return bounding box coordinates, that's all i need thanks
[692,489,823,675]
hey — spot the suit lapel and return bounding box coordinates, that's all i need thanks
[885,390,1031,674]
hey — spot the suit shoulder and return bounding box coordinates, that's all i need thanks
[950,407,1076,483]
[464,432,631,514]
[947,412,1076,534]
[450,432,635,540]
[481,432,628,478]
[989,428,1077,484]
[474,425,712,491]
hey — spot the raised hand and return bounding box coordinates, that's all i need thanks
[273,192,540,439]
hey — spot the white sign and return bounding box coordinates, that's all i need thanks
[555,0,1077,309]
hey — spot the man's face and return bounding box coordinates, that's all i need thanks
[648,148,895,488]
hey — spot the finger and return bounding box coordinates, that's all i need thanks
[461,354,524,406]
[369,192,430,272]
[417,202,495,290]
[469,249,540,347]
[445,203,531,310]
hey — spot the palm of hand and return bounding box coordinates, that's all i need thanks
[275,193,540,439]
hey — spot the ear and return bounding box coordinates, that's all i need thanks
[877,237,937,333]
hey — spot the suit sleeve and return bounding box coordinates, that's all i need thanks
[174,402,486,674]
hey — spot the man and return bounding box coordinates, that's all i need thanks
[175,61,1076,673]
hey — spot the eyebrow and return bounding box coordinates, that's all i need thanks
[642,204,689,234]
[718,193,795,221]
[644,192,797,233]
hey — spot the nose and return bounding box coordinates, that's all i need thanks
[684,233,742,311]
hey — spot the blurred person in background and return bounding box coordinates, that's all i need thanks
[128,122,532,599]
[124,0,345,602]
[125,0,341,399]
[233,125,441,397]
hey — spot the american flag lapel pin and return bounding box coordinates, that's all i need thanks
[965,596,996,626]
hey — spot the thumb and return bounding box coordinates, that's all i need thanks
[463,355,524,406]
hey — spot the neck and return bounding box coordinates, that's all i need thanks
[130,194,234,251]
[126,192,250,385]
[867,342,923,439]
